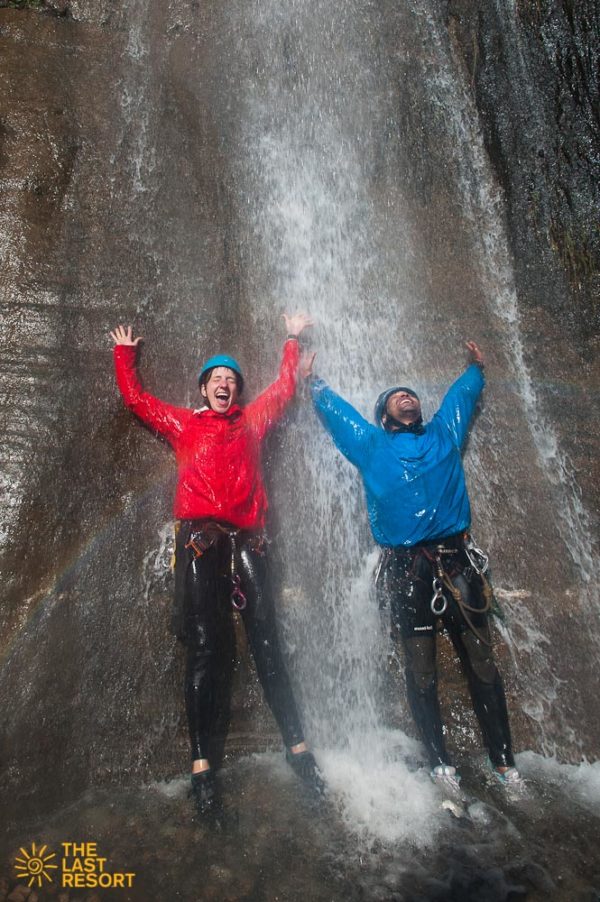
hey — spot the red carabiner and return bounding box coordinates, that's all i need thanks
[230,574,247,611]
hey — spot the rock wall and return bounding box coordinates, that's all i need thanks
[446,0,599,505]
[0,4,278,818]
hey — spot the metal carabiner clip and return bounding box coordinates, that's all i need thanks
[430,577,447,615]
[465,540,489,575]
[230,574,247,611]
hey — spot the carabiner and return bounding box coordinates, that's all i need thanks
[230,574,247,611]
[430,577,447,615]
[465,540,489,575]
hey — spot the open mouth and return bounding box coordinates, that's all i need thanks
[215,390,230,403]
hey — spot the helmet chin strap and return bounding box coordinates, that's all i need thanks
[383,412,424,433]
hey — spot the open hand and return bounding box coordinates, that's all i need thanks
[283,312,315,337]
[110,324,143,346]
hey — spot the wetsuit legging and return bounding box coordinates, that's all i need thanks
[174,520,305,761]
[378,534,515,770]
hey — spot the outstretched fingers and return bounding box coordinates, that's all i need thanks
[110,324,143,346]
[283,312,315,337]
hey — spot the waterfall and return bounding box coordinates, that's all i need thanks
[1,0,598,850]
[218,0,599,803]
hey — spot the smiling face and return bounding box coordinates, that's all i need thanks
[384,390,422,426]
[200,366,240,413]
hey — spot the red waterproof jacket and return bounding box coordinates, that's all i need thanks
[113,340,300,529]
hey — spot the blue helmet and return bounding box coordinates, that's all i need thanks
[198,354,244,392]
[374,386,420,427]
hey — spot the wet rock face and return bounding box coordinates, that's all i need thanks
[446,0,600,505]
[447,1,599,303]
[0,0,599,821]
[0,6,268,817]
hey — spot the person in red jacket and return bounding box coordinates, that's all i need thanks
[110,316,321,815]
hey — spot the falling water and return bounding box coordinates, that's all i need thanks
[208,0,600,831]
[397,1,600,758]
[218,0,446,843]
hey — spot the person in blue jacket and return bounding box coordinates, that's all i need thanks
[311,341,522,794]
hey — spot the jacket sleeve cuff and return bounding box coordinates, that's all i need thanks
[114,344,137,360]
[310,376,326,395]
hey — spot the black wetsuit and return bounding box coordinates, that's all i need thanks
[378,533,515,770]
[174,520,304,761]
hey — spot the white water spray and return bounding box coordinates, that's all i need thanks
[223,0,596,835]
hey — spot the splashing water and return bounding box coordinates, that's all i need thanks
[413,1,597,588]
[217,0,600,833]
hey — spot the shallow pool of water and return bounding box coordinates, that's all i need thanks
[3,748,600,902]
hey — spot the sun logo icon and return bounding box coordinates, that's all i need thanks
[14,843,58,887]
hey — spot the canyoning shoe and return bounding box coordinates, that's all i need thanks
[190,770,218,817]
[286,749,326,797]
[488,763,527,796]
[430,765,464,801]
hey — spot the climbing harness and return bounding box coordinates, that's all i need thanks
[422,537,494,646]
[374,534,496,646]
[184,521,252,611]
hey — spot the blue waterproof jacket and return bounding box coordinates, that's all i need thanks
[311,364,484,547]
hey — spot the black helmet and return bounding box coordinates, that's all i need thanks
[374,386,420,428]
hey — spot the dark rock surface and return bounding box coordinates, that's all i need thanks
[0,5,277,817]
[446,0,600,514]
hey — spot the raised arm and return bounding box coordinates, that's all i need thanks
[111,324,189,445]
[436,340,485,448]
[311,379,376,470]
[246,312,314,440]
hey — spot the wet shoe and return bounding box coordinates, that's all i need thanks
[430,765,464,801]
[488,763,527,796]
[286,749,326,797]
[190,770,218,817]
